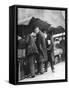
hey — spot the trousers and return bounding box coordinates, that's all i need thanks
[45,51,54,71]
[28,55,35,76]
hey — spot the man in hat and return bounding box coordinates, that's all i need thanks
[45,33,55,72]
[25,34,38,78]
[34,27,48,74]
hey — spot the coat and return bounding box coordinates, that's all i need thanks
[46,34,54,62]
[35,31,48,62]
[60,39,65,59]
[26,35,39,56]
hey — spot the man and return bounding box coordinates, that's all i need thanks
[25,34,38,78]
[34,27,48,74]
[18,36,26,80]
[60,37,65,61]
[45,33,55,72]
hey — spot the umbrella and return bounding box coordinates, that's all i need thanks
[29,17,51,32]
[18,24,34,37]
[48,26,65,35]
[48,27,55,34]
[55,26,65,34]
[18,17,51,37]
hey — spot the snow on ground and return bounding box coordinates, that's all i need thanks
[19,61,65,82]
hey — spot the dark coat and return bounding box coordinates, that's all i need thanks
[46,34,54,62]
[36,31,48,62]
[26,35,39,56]
[60,39,65,59]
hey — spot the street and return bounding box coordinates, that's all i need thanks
[19,61,65,82]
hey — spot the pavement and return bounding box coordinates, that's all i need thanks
[19,61,65,82]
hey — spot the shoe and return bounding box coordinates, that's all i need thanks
[40,72,44,74]
[45,69,47,72]
[52,69,55,72]
[22,76,25,80]
[31,75,35,78]
[26,74,31,78]
[36,72,40,75]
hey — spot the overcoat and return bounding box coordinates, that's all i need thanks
[46,34,54,62]
[26,35,39,56]
[36,31,48,62]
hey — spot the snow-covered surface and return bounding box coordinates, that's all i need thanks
[19,62,65,82]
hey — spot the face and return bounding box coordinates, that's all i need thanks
[34,27,40,34]
[44,32,47,38]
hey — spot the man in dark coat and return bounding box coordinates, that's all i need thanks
[18,36,26,80]
[25,34,38,77]
[60,38,65,61]
[45,33,55,72]
[34,27,48,74]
